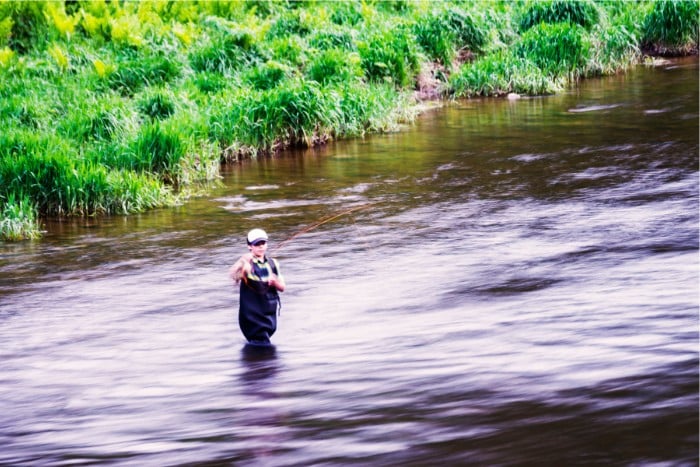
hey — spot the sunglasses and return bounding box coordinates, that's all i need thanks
[252,240,267,246]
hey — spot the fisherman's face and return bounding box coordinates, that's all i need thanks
[249,240,267,257]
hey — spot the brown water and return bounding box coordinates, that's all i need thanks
[1,59,698,465]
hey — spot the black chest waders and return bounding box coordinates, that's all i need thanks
[238,258,281,343]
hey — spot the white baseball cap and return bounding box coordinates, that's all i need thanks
[246,228,268,245]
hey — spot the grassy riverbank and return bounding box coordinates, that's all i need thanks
[1,0,698,241]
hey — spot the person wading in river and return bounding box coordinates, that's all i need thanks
[229,228,286,345]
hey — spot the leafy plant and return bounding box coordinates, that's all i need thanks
[414,5,488,65]
[131,121,189,182]
[193,72,228,94]
[246,60,291,90]
[450,51,560,97]
[266,9,313,38]
[0,15,12,47]
[308,27,357,51]
[108,54,182,95]
[329,1,363,26]
[1,0,50,53]
[190,26,268,73]
[269,35,306,66]
[45,1,77,40]
[110,13,145,48]
[0,131,107,216]
[307,48,362,85]
[515,22,592,78]
[77,9,110,42]
[358,26,420,87]
[413,13,457,65]
[138,91,176,120]
[0,193,41,241]
[48,43,70,71]
[519,0,601,32]
[589,23,639,75]
[642,0,699,53]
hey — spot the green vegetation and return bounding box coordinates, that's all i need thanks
[0,0,697,241]
[642,0,700,54]
[518,0,600,32]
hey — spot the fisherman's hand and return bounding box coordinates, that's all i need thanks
[229,254,254,283]
[268,274,286,292]
[229,264,243,283]
[240,254,253,275]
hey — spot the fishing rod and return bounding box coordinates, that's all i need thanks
[270,203,373,253]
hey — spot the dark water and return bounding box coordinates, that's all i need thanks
[1,59,698,465]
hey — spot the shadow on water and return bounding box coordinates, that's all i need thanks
[240,344,279,381]
[456,359,699,466]
[234,345,287,465]
[240,344,280,399]
[279,359,698,466]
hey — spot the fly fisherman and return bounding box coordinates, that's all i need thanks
[229,229,286,345]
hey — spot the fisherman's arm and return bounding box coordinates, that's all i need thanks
[269,259,286,292]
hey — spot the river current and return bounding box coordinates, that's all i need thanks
[1,59,698,465]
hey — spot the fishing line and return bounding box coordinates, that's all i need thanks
[347,207,371,252]
[270,203,373,253]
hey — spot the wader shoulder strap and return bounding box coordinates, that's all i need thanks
[268,257,281,316]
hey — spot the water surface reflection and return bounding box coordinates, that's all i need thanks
[0,59,697,465]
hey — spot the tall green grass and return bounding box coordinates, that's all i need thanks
[329,1,363,27]
[413,5,489,65]
[450,51,562,97]
[108,54,182,96]
[309,27,357,51]
[0,130,174,219]
[0,1,51,53]
[413,13,456,65]
[210,78,340,151]
[208,77,414,159]
[190,21,268,73]
[358,25,421,87]
[0,193,41,241]
[307,48,363,85]
[58,97,137,142]
[246,60,293,90]
[642,0,699,54]
[515,22,592,79]
[519,0,601,32]
[138,90,176,121]
[0,0,696,241]
[589,23,640,75]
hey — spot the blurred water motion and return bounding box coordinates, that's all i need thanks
[0,59,697,465]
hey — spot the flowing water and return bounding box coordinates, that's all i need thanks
[1,59,698,466]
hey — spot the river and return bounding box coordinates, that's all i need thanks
[1,58,698,465]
